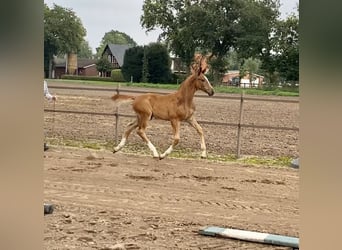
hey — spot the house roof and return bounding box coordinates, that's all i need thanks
[54,58,97,68]
[104,44,132,67]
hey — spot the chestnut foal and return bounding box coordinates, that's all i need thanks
[111,63,214,159]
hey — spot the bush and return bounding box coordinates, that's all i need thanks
[111,69,125,82]
[61,75,113,82]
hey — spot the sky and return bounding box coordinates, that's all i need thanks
[44,0,299,54]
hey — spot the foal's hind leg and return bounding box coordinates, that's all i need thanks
[186,116,207,158]
[113,119,138,153]
[136,114,160,158]
[160,120,180,159]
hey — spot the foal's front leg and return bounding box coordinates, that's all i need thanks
[186,116,207,158]
[160,120,180,160]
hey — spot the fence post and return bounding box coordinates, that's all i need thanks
[114,83,120,144]
[236,91,245,158]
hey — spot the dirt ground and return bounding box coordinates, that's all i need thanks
[44,82,299,249]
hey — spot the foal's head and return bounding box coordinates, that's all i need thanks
[193,65,214,96]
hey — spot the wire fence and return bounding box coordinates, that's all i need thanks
[44,85,299,158]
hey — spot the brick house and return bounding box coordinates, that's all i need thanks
[52,57,98,79]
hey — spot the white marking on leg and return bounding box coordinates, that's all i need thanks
[200,135,207,158]
[187,116,208,158]
[160,145,173,159]
[147,141,159,158]
[114,138,126,152]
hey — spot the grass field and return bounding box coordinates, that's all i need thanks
[49,78,299,97]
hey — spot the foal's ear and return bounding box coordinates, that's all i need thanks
[198,65,208,76]
[198,55,208,75]
[198,66,202,76]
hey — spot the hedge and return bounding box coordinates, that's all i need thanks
[61,75,113,82]
[111,69,125,82]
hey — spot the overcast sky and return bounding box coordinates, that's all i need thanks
[44,0,299,53]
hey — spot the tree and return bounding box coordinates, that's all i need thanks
[121,46,145,82]
[121,43,171,83]
[78,40,93,59]
[96,30,137,58]
[145,43,172,83]
[96,57,114,77]
[236,0,280,60]
[271,12,299,84]
[44,4,59,77]
[240,57,262,87]
[141,0,280,84]
[141,48,150,83]
[44,4,86,76]
[142,0,199,69]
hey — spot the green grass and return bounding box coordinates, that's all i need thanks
[237,155,292,167]
[214,85,299,96]
[48,79,299,97]
[47,138,293,168]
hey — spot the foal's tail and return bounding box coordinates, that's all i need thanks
[111,94,135,106]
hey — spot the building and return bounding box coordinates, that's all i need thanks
[52,57,98,79]
[222,70,264,88]
[101,44,132,76]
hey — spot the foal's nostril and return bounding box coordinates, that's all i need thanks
[209,89,214,96]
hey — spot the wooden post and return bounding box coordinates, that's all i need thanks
[236,91,245,158]
[52,100,56,137]
[114,84,120,144]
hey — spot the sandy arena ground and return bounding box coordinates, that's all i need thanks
[44,81,299,249]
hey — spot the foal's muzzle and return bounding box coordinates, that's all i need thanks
[208,89,214,96]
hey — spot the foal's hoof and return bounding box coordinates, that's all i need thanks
[153,155,161,160]
[200,153,207,159]
[159,153,167,160]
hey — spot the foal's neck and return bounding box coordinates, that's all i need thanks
[177,75,197,104]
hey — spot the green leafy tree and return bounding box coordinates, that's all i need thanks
[142,0,200,69]
[141,48,150,83]
[96,57,114,77]
[272,12,299,84]
[78,40,93,58]
[121,46,145,82]
[145,43,172,83]
[121,43,171,83]
[44,4,58,77]
[237,0,281,85]
[141,0,280,83]
[236,0,280,59]
[96,30,137,58]
[44,3,86,76]
[240,57,262,87]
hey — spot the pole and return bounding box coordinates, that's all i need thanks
[199,226,299,249]
[114,83,120,144]
[236,91,245,158]
[52,99,56,137]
